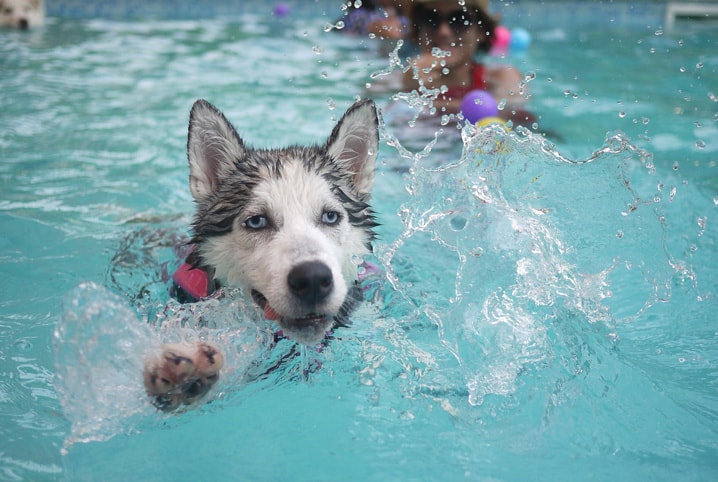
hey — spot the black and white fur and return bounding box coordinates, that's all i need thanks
[143,99,379,409]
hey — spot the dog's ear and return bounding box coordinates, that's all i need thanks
[325,99,378,197]
[187,100,245,202]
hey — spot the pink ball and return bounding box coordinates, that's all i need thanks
[493,25,511,49]
[460,90,498,124]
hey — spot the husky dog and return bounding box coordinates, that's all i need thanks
[0,0,44,29]
[143,99,379,410]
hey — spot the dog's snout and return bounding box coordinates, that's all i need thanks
[288,261,333,305]
[18,19,29,29]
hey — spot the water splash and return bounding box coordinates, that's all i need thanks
[54,283,275,452]
[373,123,692,408]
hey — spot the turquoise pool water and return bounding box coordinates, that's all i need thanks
[1,1,717,480]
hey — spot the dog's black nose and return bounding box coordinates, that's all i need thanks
[18,19,29,30]
[288,261,333,305]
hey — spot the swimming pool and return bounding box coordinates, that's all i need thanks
[1,0,717,480]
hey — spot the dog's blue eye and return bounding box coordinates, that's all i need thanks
[321,211,340,225]
[243,215,268,230]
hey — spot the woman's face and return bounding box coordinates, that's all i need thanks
[415,2,484,64]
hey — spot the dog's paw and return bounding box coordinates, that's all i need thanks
[143,342,223,411]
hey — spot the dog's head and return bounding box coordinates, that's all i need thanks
[186,99,379,345]
[0,0,44,29]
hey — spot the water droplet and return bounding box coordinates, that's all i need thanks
[13,339,33,351]
[696,62,704,69]
[618,111,626,118]
[450,216,468,231]
[326,98,336,110]
[654,29,663,36]
[470,247,483,257]
[546,77,553,83]
[713,195,718,206]
[524,71,536,82]
[324,20,345,32]
[695,139,706,149]
[352,254,364,267]
[679,66,686,73]
[697,216,707,235]
[672,161,680,170]
[312,46,323,55]
[615,230,624,239]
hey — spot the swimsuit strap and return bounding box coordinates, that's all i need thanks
[471,63,488,90]
[444,62,488,101]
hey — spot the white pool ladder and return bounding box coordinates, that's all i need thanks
[665,2,718,31]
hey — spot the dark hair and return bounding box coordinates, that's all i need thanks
[411,3,497,53]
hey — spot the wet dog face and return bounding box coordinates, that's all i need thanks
[0,0,44,29]
[185,99,379,345]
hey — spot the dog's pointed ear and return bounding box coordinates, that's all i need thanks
[187,100,245,202]
[325,99,378,197]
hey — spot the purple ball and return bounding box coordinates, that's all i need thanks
[460,90,498,124]
[273,3,290,17]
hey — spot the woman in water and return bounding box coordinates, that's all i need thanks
[403,0,532,125]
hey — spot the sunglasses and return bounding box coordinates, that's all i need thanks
[419,9,475,35]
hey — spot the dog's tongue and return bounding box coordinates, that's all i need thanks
[263,303,279,321]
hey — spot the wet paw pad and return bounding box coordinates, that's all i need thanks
[143,342,223,411]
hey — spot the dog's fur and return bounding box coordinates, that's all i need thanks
[0,0,44,29]
[143,99,379,410]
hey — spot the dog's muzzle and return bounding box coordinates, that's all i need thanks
[251,260,339,345]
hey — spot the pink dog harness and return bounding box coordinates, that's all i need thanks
[172,261,211,301]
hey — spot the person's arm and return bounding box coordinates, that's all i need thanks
[484,65,528,107]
